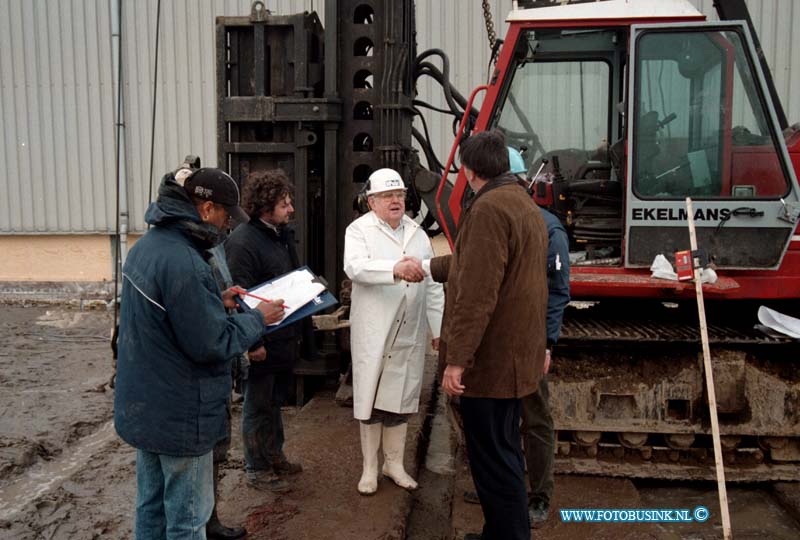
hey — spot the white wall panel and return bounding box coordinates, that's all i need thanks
[1,0,799,233]
[0,0,116,233]
[122,0,322,231]
[413,0,513,174]
[0,0,319,234]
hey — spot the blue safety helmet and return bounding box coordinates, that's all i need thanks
[507,146,526,175]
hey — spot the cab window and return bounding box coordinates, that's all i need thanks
[632,29,791,199]
[494,59,611,174]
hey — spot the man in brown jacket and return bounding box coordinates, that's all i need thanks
[440,130,548,540]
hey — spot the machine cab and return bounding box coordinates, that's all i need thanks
[439,0,800,295]
[625,21,800,269]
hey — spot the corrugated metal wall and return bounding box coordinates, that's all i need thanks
[1,0,799,233]
[415,0,510,172]
[0,0,117,233]
[122,0,321,232]
[0,0,319,234]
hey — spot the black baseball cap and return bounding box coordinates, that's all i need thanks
[184,168,249,223]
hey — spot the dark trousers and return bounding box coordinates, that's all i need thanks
[521,376,554,505]
[361,408,409,426]
[461,396,530,540]
[242,370,291,475]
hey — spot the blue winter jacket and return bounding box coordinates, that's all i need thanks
[114,176,265,457]
[540,208,571,346]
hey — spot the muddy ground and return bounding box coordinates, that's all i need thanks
[0,304,423,540]
[0,304,798,540]
[0,305,131,539]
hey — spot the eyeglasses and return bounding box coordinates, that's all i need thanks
[373,191,406,201]
[214,203,233,225]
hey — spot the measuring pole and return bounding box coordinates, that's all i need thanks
[685,197,732,540]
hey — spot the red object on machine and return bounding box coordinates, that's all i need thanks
[674,250,694,281]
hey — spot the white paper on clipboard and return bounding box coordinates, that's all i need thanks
[243,268,326,325]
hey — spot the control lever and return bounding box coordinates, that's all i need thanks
[657,112,677,129]
[527,159,549,192]
[551,155,564,183]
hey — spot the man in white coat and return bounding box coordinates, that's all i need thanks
[344,168,445,496]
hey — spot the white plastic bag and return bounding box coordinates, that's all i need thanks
[650,254,718,284]
[758,306,800,339]
[650,254,678,281]
[700,267,718,284]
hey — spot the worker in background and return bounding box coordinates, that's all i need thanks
[115,168,285,540]
[207,238,262,540]
[343,168,444,495]
[225,169,303,493]
[511,147,571,527]
[174,159,257,540]
[439,130,548,540]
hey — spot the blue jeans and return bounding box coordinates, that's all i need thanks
[242,370,290,476]
[135,449,214,540]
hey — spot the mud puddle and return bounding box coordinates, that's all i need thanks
[451,464,800,539]
[0,306,113,482]
[637,481,800,539]
[0,421,115,520]
[0,305,127,539]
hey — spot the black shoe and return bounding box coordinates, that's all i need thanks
[463,490,480,505]
[463,534,482,540]
[206,516,247,540]
[272,458,303,476]
[246,471,291,493]
[529,499,550,528]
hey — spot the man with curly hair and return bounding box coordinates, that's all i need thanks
[225,169,303,493]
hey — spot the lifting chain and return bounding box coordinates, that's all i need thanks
[481,0,497,51]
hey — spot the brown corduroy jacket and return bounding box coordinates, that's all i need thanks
[436,179,548,399]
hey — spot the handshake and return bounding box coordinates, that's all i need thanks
[393,256,426,283]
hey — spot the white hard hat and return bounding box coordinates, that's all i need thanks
[366,168,406,196]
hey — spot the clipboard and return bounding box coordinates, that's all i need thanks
[235,266,338,335]
[266,289,337,334]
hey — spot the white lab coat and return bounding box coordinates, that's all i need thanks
[344,212,445,421]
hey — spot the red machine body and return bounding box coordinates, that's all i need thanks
[436,0,800,302]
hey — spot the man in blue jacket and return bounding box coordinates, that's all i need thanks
[506,146,571,527]
[521,206,570,528]
[115,168,285,540]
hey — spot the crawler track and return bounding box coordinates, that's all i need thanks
[549,301,800,482]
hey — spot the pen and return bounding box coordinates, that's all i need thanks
[231,287,289,310]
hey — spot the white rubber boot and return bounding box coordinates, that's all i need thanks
[381,422,418,490]
[357,422,382,495]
